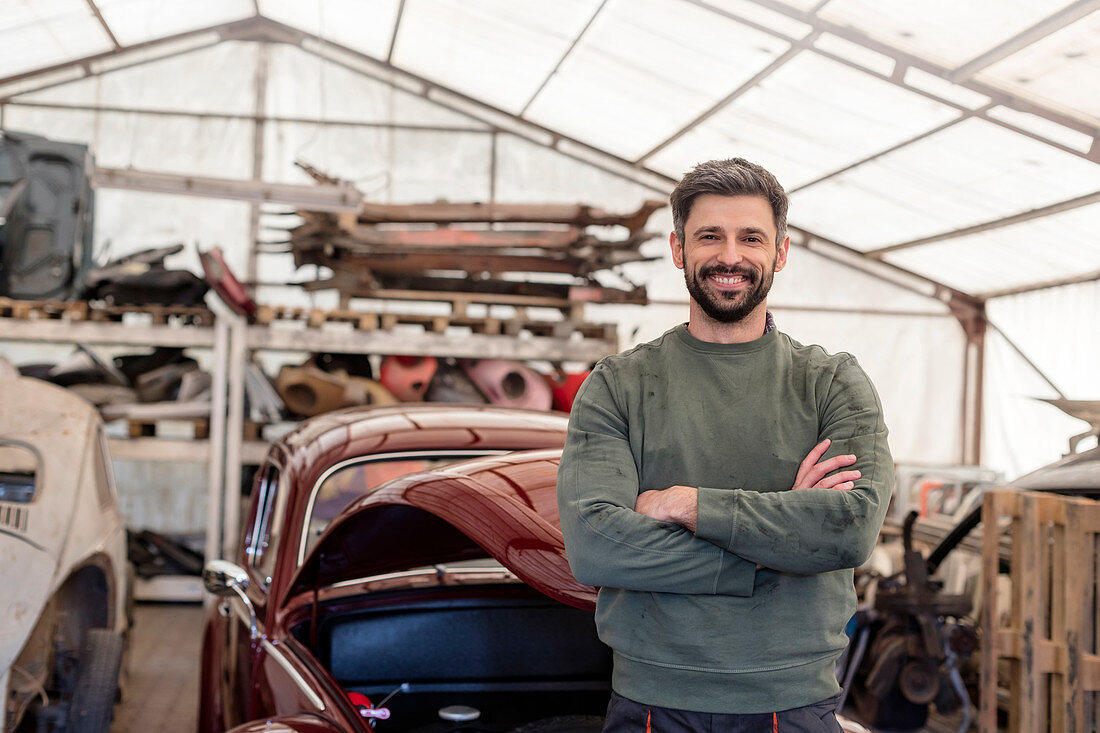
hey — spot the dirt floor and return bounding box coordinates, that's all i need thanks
[112,603,205,733]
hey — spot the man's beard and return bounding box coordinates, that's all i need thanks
[683,258,775,324]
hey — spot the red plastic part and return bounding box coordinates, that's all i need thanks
[199,246,257,317]
[545,371,591,413]
[379,355,438,402]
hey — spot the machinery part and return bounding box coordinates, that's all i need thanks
[424,363,487,404]
[461,359,552,411]
[313,352,373,378]
[65,628,123,733]
[199,245,256,316]
[898,658,940,704]
[379,356,437,402]
[0,131,95,301]
[347,376,398,406]
[545,371,590,413]
[276,365,367,417]
[439,705,480,722]
[134,361,199,402]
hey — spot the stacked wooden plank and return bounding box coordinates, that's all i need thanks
[287,198,666,311]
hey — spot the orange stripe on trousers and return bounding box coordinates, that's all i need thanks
[646,710,651,733]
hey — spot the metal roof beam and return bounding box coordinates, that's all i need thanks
[789,105,992,193]
[3,100,492,134]
[951,0,1100,82]
[637,40,811,164]
[696,0,1100,141]
[981,269,1100,299]
[519,0,607,117]
[0,17,260,101]
[84,0,121,50]
[866,189,1100,256]
[385,0,407,64]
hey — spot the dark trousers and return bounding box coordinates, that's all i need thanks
[602,691,843,733]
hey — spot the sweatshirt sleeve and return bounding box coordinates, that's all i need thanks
[557,364,757,596]
[694,356,893,574]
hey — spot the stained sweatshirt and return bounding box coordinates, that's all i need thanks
[557,324,893,714]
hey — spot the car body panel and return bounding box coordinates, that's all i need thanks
[287,450,594,611]
[0,370,128,672]
[202,404,573,733]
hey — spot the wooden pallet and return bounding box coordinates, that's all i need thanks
[0,297,215,326]
[253,304,618,343]
[125,418,263,441]
[980,490,1100,732]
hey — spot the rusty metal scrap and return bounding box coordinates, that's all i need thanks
[284,194,665,308]
[352,199,666,234]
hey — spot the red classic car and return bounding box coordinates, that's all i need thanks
[199,404,611,733]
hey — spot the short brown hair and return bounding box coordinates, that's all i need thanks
[670,158,788,246]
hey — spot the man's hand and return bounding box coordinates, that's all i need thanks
[793,438,860,491]
[634,485,698,532]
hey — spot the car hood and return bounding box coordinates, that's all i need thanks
[285,449,596,610]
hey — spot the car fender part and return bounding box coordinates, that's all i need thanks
[379,355,437,402]
[199,246,257,317]
[276,365,368,417]
[461,359,552,411]
[425,362,487,404]
[544,371,591,413]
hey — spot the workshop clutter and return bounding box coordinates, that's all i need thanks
[275,353,588,417]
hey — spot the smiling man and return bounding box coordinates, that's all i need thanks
[558,158,893,732]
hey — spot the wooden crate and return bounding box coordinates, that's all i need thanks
[981,490,1100,732]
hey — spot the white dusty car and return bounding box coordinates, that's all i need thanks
[1,360,129,733]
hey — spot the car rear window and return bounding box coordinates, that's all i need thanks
[299,450,505,563]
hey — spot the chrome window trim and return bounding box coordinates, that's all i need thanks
[296,449,509,566]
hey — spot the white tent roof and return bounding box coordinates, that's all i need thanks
[1,0,1098,479]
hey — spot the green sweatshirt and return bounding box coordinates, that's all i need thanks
[557,324,892,714]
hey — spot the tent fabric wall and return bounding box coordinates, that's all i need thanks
[0,33,1090,482]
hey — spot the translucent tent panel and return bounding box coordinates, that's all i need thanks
[790,117,1100,252]
[93,190,252,273]
[0,0,113,77]
[818,0,1079,68]
[391,0,600,114]
[768,245,951,313]
[984,280,1100,477]
[494,134,657,208]
[5,103,255,179]
[978,10,1100,124]
[703,0,814,39]
[769,0,823,11]
[263,121,492,202]
[524,0,790,160]
[647,51,961,188]
[258,0,401,59]
[883,202,1100,295]
[13,42,259,116]
[93,0,252,46]
[985,106,1094,153]
[591,301,965,465]
[266,44,491,128]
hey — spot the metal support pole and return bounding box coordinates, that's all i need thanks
[204,316,229,567]
[949,297,987,465]
[221,314,248,559]
[246,42,270,297]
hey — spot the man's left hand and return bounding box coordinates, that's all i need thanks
[635,485,698,532]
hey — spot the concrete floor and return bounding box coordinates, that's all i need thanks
[112,603,205,733]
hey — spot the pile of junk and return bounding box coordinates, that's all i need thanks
[838,400,1100,731]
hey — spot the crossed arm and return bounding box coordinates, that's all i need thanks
[557,360,893,592]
